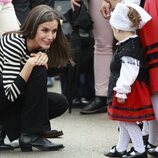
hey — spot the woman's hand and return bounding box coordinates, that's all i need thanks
[71,0,81,11]
[117,98,125,104]
[26,52,48,68]
[30,52,48,68]
[20,52,48,82]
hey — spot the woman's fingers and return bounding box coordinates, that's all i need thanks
[31,52,48,66]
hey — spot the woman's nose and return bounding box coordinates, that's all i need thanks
[47,32,54,40]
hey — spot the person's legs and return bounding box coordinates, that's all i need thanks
[0,2,20,150]
[0,125,14,150]
[125,122,145,153]
[80,0,113,114]
[0,66,50,140]
[19,66,64,151]
[122,122,147,158]
[147,93,158,156]
[0,3,20,36]
[48,92,69,119]
[12,0,30,24]
[41,92,69,138]
[20,66,50,134]
[116,122,130,152]
[0,75,21,148]
[104,122,128,157]
[30,0,54,8]
[0,66,64,151]
[148,94,158,146]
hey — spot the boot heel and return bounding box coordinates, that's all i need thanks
[20,144,32,152]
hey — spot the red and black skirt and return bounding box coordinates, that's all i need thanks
[139,0,158,94]
[108,81,155,122]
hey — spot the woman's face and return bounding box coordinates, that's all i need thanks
[33,20,58,50]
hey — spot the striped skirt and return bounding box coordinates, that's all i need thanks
[108,81,155,122]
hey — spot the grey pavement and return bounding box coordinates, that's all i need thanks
[0,80,152,158]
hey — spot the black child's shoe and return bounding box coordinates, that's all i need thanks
[148,147,158,157]
[145,141,156,151]
[104,146,126,157]
[122,147,147,158]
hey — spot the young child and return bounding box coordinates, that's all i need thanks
[104,2,154,158]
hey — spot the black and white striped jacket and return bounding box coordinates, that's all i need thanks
[0,33,29,102]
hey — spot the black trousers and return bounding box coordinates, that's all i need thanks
[12,0,55,24]
[0,66,68,141]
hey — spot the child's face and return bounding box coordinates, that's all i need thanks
[112,27,120,41]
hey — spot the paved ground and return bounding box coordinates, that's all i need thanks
[0,80,153,158]
[1,109,118,158]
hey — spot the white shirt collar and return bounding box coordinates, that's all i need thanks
[116,34,138,45]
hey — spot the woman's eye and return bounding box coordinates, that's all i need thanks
[52,29,57,34]
[42,29,49,32]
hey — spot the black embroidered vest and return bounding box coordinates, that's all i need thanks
[107,37,148,104]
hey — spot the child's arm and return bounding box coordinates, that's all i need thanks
[113,56,140,104]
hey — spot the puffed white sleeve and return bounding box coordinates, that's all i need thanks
[113,56,140,99]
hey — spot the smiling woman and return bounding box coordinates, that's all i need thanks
[27,20,58,52]
[0,5,71,152]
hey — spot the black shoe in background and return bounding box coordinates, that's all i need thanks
[42,129,63,138]
[80,96,107,114]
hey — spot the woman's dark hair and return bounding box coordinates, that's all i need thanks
[5,5,72,67]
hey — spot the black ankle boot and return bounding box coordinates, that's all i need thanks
[80,96,107,114]
[19,133,64,152]
[0,125,14,151]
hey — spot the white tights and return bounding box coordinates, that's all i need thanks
[148,93,158,146]
[116,121,145,153]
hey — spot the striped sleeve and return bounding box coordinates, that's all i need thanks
[0,34,26,102]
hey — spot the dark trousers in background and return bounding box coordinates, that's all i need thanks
[12,0,55,24]
[0,66,68,141]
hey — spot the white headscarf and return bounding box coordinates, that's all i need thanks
[122,0,141,5]
[110,2,152,31]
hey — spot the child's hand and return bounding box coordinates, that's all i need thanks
[117,98,125,104]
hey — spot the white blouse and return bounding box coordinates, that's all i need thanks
[113,56,140,99]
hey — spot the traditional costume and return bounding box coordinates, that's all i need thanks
[107,36,154,122]
[107,2,155,122]
[105,2,155,157]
